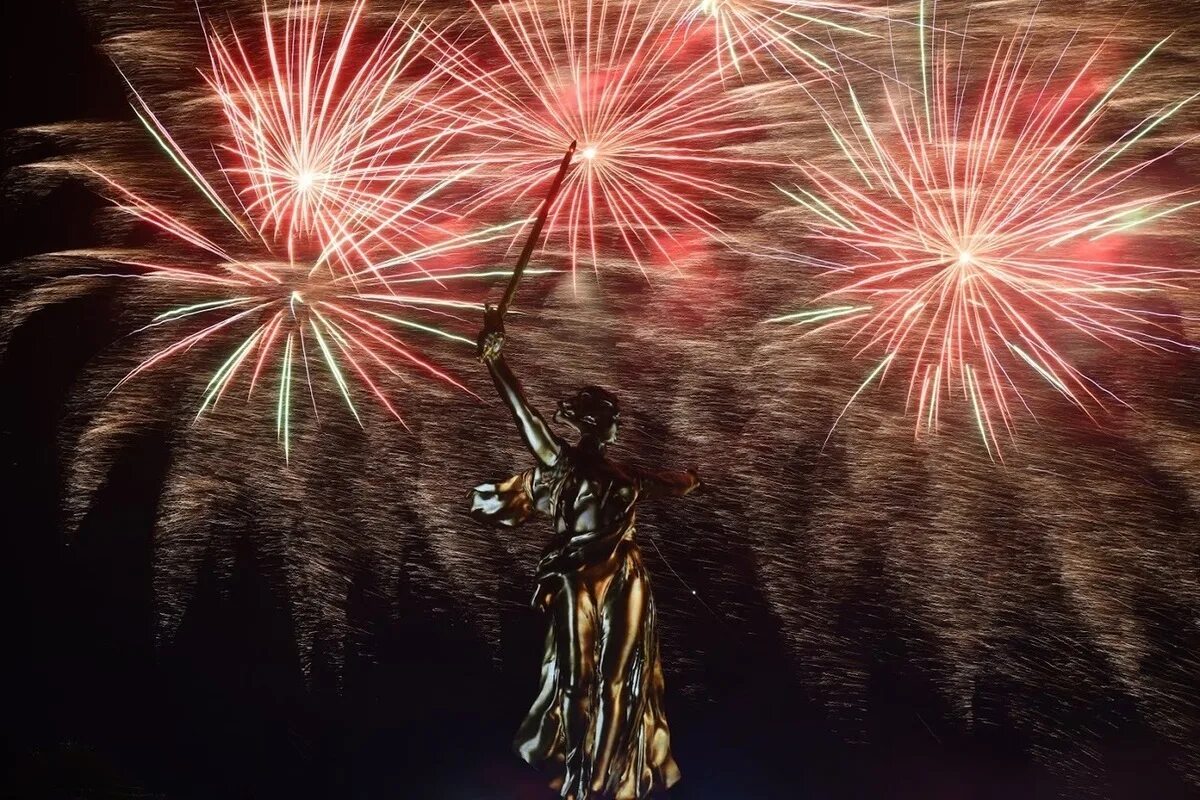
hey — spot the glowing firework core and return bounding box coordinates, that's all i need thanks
[295,170,318,193]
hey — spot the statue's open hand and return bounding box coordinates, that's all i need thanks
[477,304,505,363]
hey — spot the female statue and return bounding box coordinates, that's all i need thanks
[469,305,702,799]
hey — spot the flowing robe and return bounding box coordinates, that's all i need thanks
[470,452,682,798]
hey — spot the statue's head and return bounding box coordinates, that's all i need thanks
[556,385,620,444]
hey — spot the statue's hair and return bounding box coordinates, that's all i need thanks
[572,385,619,413]
[561,385,620,434]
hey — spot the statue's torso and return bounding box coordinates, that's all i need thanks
[530,447,640,577]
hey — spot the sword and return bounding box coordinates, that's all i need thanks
[497,140,577,317]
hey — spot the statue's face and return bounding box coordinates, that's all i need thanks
[556,386,619,444]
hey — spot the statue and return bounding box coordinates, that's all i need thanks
[469,304,702,799]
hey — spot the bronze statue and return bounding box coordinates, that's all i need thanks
[469,305,701,799]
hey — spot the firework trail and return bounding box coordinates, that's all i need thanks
[772,6,1200,458]
[203,0,483,275]
[424,0,793,279]
[677,0,889,80]
[89,55,519,460]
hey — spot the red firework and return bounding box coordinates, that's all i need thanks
[774,14,1200,458]
[424,0,792,279]
[87,28,517,459]
[204,0,477,275]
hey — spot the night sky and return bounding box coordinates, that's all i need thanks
[4,2,1200,798]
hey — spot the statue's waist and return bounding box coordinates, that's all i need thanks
[535,524,637,579]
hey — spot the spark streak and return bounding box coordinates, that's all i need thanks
[679,0,888,79]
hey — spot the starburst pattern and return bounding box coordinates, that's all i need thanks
[774,12,1200,457]
[425,0,791,278]
[7,3,1200,786]
[88,66,516,460]
[204,0,478,273]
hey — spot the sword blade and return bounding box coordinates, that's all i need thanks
[498,140,577,316]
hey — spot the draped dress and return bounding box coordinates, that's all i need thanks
[470,448,686,798]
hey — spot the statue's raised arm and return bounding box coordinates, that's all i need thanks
[477,304,563,467]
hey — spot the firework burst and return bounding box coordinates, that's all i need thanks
[425,0,791,279]
[204,0,479,274]
[678,0,888,80]
[774,9,1200,458]
[89,62,515,461]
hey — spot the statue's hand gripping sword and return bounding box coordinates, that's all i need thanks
[496,140,577,318]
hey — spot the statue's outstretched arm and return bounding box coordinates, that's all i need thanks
[487,354,563,466]
[478,306,563,467]
[638,467,703,498]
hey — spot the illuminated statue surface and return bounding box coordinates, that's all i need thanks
[470,306,701,799]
